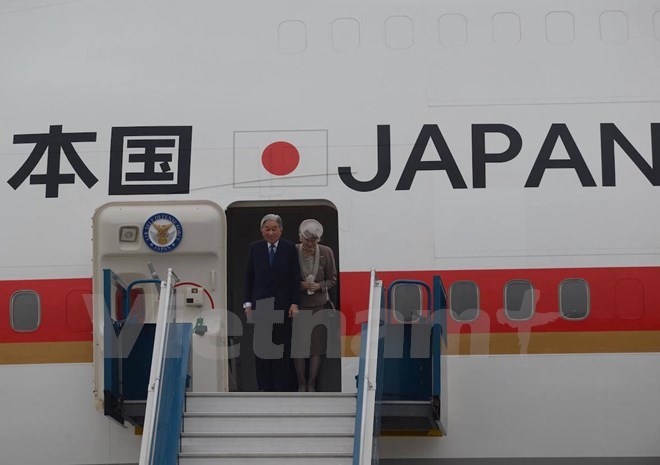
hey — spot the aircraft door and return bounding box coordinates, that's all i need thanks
[92,201,228,412]
[226,202,341,392]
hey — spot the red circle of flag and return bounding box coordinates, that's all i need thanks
[261,141,300,176]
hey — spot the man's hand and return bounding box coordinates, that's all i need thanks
[244,304,253,323]
[289,304,299,318]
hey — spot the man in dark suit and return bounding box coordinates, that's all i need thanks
[244,214,300,391]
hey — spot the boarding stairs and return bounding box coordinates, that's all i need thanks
[103,268,447,465]
[179,392,356,465]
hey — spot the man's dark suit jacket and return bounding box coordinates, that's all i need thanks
[244,239,300,311]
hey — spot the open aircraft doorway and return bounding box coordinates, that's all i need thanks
[226,201,341,392]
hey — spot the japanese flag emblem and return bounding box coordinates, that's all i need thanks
[233,130,328,187]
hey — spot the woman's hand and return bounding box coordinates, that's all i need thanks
[300,281,321,291]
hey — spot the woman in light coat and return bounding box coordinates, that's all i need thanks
[292,219,337,392]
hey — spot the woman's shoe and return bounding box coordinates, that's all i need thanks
[298,384,307,392]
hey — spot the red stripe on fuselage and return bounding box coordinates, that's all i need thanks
[0,278,92,343]
[339,267,660,336]
[0,266,659,343]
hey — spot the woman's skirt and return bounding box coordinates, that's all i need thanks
[292,304,328,357]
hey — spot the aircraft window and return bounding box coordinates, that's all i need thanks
[391,283,423,323]
[10,291,41,332]
[385,16,414,49]
[66,290,93,332]
[614,278,645,320]
[450,281,479,322]
[545,11,575,45]
[492,12,521,45]
[599,11,628,44]
[332,18,360,52]
[438,14,467,47]
[504,280,535,320]
[559,279,590,320]
[278,20,307,53]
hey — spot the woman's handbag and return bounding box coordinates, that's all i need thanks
[324,290,340,358]
[324,290,337,316]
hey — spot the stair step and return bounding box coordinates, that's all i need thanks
[183,412,355,433]
[185,392,356,415]
[180,433,354,454]
[178,452,353,465]
[181,393,357,461]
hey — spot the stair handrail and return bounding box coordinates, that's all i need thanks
[353,269,383,465]
[138,268,176,465]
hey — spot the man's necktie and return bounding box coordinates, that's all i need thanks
[269,244,275,265]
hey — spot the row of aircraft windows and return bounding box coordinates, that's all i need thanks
[279,11,660,53]
[450,279,590,322]
[9,290,94,333]
[4,277,644,331]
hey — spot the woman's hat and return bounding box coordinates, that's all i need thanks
[299,219,323,240]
